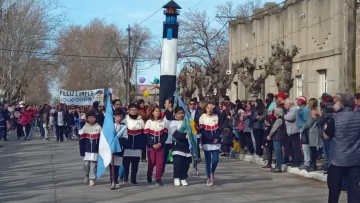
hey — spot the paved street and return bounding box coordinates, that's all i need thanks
[0,133,346,203]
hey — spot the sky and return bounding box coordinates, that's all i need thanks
[54,0,282,87]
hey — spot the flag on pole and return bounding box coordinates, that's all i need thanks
[173,91,198,159]
[97,88,121,178]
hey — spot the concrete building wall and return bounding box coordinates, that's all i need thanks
[229,0,357,101]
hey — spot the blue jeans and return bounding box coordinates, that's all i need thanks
[119,165,124,177]
[204,150,219,178]
[273,141,283,169]
[229,149,238,158]
[302,144,311,166]
[233,129,240,139]
[323,138,330,167]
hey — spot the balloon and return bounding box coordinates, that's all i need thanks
[139,86,147,92]
[153,77,160,85]
[143,90,150,97]
[139,77,146,83]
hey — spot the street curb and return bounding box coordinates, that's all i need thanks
[238,154,327,182]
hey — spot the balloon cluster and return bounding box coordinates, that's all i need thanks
[138,77,160,97]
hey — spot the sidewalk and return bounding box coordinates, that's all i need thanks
[239,154,327,182]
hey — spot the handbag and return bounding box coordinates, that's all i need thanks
[237,120,244,131]
[301,128,309,144]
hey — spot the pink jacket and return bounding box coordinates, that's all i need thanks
[20,110,34,125]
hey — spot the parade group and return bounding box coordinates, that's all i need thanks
[0,91,359,203]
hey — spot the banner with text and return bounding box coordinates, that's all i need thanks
[59,89,104,106]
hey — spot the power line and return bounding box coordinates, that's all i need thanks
[138,7,163,25]
[0,48,160,62]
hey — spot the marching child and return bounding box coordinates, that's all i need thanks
[109,109,127,190]
[199,102,221,186]
[169,107,192,186]
[79,111,101,186]
[122,103,145,186]
[144,106,168,186]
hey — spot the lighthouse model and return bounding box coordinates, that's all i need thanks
[159,0,181,109]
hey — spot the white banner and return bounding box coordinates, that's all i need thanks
[59,89,104,106]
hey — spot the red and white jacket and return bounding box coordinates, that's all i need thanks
[144,119,168,148]
[199,114,221,151]
[79,123,101,156]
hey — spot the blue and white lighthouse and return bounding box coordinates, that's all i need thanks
[159,0,181,109]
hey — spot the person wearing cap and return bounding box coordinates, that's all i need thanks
[323,93,360,203]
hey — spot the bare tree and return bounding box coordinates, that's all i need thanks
[56,19,125,91]
[232,42,299,98]
[0,0,64,102]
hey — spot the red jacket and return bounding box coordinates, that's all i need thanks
[20,110,34,125]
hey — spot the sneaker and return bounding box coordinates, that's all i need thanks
[206,178,213,186]
[84,177,89,184]
[130,181,138,186]
[156,180,163,186]
[115,183,120,188]
[180,179,188,186]
[89,180,95,186]
[174,178,181,186]
[110,182,116,190]
[299,164,310,171]
[64,138,68,142]
[309,165,318,172]
[262,165,271,169]
[147,176,152,184]
[270,168,283,173]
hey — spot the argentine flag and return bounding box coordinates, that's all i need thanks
[96,88,121,178]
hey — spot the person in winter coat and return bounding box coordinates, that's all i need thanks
[92,101,104,127]
[122,103,145,186]
[188,98,202,162]
[109,109,127,190]
[20,105,34,140]
[169,106,191,186]
[242,101,254,154]
[79,111,101,186]
[137,99,148,162]
[199,102,222,186]
[323,94,360,203]
[251,99,267,157]
[14,107,23,139]
[53,104,66,142]
[300,98,322,172]
[284,99,301,167]
[266,107,287,173]
[144,106,168,186]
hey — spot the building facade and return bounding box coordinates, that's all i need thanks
[229,0,357,100]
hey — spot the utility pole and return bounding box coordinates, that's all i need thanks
[126,25,131,104]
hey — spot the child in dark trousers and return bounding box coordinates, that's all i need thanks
[109,110,127,190]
